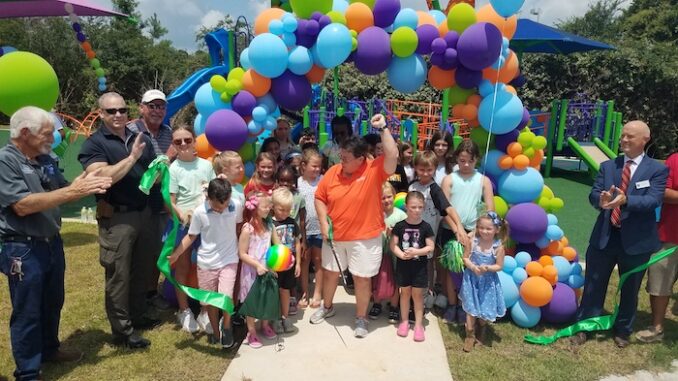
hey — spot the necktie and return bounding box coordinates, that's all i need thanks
[610,160,632,227]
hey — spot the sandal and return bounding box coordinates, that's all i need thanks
[247,333,263,349]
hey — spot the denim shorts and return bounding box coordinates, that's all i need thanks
[307,234,323,248]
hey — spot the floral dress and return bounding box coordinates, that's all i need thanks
[238,222,272,302]
[460,238,506,322]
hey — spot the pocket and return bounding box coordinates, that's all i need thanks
[0,243,32,276]
[98,228,122,268]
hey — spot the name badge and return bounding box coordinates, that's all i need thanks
[636,180,650,189]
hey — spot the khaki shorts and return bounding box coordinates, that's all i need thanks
[321,235,382,278]
[646,243,678,296]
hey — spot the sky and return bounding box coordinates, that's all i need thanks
[87,0,607,52]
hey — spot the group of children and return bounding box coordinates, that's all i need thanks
[162,121,508,352]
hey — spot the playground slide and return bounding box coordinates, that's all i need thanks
[164,66,230,122]
[567,137,611,173]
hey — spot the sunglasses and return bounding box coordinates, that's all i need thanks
[145,103,166,111]
[103,108,128,115]
[173,137,194,145]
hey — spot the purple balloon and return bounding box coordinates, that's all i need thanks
[515,243,541,261]
[231,90,257,118]
[306,20,320,36]
[354,27,392,75]
[72,22,82,32]
[457,22,503,71]
[517,107,530,129]
[541,283,577,323]
[205,109,249,151]
[430,52,444,67]
[431,38,447,54]
[415,24,439,55]
[510,73,527,88]
[443,31,460,49]
[373,0,401,28]
[318,15,331,29]
[505,202,548,243]
[455,65,482,89]
[495,128,520,152]
[443,48,458,65]
[76,32,86,42]
[270,70,312,111]
[162,279,179,308]
[311,12,323,21]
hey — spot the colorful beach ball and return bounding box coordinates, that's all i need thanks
[266,244,294,271]
[394,192,407,211]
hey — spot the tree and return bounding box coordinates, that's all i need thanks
[146,13,168,41]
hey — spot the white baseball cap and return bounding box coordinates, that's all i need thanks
[141,89,166,103]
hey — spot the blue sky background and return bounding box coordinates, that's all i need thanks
[88,0,628,52]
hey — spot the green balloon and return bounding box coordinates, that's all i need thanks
[448,86,475,105]
[349,0,376,8]
[90,58,101,70]
[289,0,332,19]
[327,10,347,25]
[95,67,105,77]
[0,51,59,117]
[447,3,476,34]
[470,127,494,152]
[532,135,547,150]
[390,27,418,58]
[238,142,256,162]
[494,196,508,219]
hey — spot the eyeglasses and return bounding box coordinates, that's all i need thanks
[173,137,194,145]
[103,108,128,115]
[145,103,166,111]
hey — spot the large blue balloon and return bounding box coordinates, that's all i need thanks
[248,33,289,78]
[511,299,541,328]
[393,8,418,30]
[552,256,572,282]
[193,114,206,135]
[498,168,544,205]
[288,46,313,75]
[498,271,519,308]
[194,82,231,118]
[387,55,426,94]
[478,90,524,135]
[480,149,504,178]
[314,23,352,69]
[490,0,525,17]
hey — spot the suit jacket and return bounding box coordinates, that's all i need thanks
[588,155,669,255]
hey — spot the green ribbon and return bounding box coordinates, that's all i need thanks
[139,156,234,314]
[439,240,465,272]
[524,246,677,345]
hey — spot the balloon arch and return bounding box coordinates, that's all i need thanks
[191,0,581,329]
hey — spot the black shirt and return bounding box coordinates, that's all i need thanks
[391,219,435,260]
[387,164,409,193]
[78,124,156,209]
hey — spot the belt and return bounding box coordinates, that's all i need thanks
[112,204,146,213]
[2,234,57,243]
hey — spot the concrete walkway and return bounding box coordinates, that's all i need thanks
[222,287,453,381]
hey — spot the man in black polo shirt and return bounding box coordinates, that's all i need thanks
[0,106,112,380]
[127,89,174,310]
[78,92,158,348]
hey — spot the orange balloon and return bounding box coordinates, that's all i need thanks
[428,66,455,90]
[417,10,437,26]
[86,50,96,60]
[461,104,478,121]
[241,69,271,97]
[562,246,577,261]
[346,2,374,33]
[538,255,554,267]
[560,236,569,247]
[254,8,286,35]
[195,134,216,159]
[81,41,92,52]
[468,119,480,128]
[483,51,520,84]
[513,154,530,170]
[306,65,326,83]
[520,276,554,307]
[498,155,513,170]
[526,261,544,277]
[530,149,544,168]
[507,142,523,157]
[451,104,465,118]
[547,240,563,255]
[467,94,482,107]
[505,85,517,95]
[476,4,517,39]
[542,265,558,285]
[438,21,449,37]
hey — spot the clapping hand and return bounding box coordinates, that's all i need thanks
[130,133,147,161]
[71,168,112,196]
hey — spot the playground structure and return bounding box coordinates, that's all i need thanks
[543,94,622,177]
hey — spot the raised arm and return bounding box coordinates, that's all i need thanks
[84,133,148,184]
[371,114,398,175]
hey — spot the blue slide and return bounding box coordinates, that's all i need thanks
[164,29,232,123]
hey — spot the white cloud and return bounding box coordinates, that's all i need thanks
[197,9,226,31]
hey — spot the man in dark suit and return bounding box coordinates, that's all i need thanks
[572,120,669,348]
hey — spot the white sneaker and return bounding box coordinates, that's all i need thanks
[176,308,198,333]
[196,311,213,335]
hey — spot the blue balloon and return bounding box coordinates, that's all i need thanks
[193,114,207,135]
[545,225,564,241]
[248,120,263,136]
[490,0,526,17]
[387,55,427,94]
[480,149,504,178]
[571,262,583,276]
[194,82,231,118]
[264,116,277,131]
[429,10,446,25]
[244,161,256,177]
[498,271,519,308]
[98,77,107,85]
[51,129,62,149]
[257,94,278,114]
[511,299,541,328]
[252,106,268,122]
[547,214,558,226]
[282,32,297,47]
[0,45,18,56]
[568,274,585,289]
[498,168,545,205]
[332,0,348,12]
[552,256,572,282]
[269,19,284,35]
[535,236,550,248]
[503,255,517,274]
[512,267,528,285]
[393,8,418,30]
[288,46,313,75]
[479,90,524,135]
[515,251,531,268]
[478,79,494,97]
[98,83,107,92]
[240,48,251,70]
[282,14,298,32]
[315,23,352,69]
[248,33,289,78]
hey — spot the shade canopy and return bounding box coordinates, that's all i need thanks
[510,18,614,55]
[0,0,127,19]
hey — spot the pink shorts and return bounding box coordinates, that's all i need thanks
[197,263,238,303]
